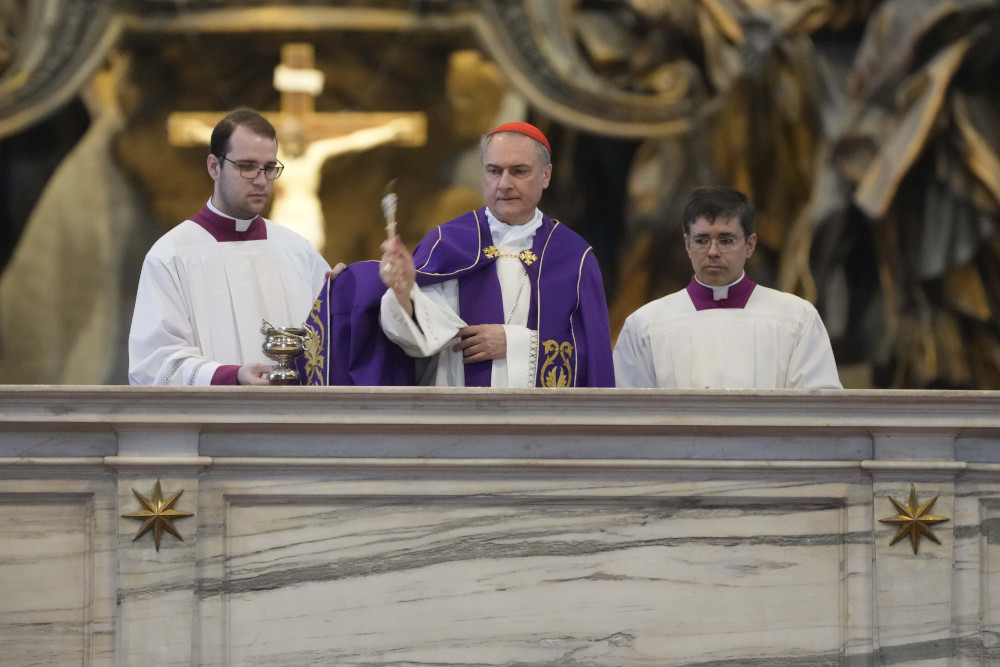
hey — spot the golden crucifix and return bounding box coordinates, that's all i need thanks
[167,43,427,253]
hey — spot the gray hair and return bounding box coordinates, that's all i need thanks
[479,131,551,167]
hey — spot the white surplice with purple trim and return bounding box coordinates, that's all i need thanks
[128,200,330,386]
[613,274,842,389]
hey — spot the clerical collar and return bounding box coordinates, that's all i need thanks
[190,200,267,242]
[485,207,542,250]
[207,198,257,231]
[686,273,756,310]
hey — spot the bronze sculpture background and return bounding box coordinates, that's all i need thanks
[1,0,998,388]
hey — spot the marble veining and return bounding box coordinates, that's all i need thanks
[194,484,852,666]
[0,479,116,666]
[3,387,1000,665]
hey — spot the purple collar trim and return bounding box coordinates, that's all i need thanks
[189,205,266,242]
[685,275,755,310]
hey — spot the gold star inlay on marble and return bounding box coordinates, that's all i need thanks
[879,485,949,554]
[122,480,194,551]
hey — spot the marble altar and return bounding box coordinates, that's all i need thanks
[1,386,998,666]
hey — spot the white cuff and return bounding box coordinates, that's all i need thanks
[380,285,465,357]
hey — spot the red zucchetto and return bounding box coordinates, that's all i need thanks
[488,122,551,155]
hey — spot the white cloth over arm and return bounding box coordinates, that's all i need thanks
[128,221,329,385]
[614,285,842,389]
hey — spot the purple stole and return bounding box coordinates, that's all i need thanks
[413,208,614,387]
[685,275,756,310]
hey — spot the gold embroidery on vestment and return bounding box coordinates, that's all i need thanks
[540,340,574,387]
[302,298,326,386]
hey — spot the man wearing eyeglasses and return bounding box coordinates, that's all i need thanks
[128,108,338,385]
[614,186,842,389]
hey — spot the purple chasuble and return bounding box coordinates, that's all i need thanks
[187,205,267,384]
[685,275,756,311]
[412,208,614,387]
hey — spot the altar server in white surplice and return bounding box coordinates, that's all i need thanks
[129,108,342,386]
[614,186,842,389]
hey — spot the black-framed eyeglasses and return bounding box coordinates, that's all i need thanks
[220,155,284,180]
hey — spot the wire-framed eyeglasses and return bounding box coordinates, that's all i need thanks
[688,235,745,253]
[220,155,284,180]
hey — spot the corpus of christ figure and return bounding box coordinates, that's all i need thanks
[167,43,426,253]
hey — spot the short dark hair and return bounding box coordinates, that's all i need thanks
[682,186,756,237]
[210,107,277,157]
